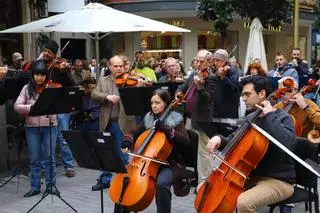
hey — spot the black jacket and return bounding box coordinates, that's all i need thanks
[213,67,239,118]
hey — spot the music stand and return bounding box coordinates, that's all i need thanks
[4,77,30,100]
[26,87,82,213]
[62,130,127,213]
[119,83,182,116]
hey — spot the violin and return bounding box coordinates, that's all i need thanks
[45,57,70,71]
[115,71,152,87]
[36,80,62,94]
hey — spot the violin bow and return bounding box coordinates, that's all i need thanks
[58,40,70,57]
[48,40,70,70]
[250,122,320,178]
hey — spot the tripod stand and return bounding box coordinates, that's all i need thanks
[62,130,127,213]
[26,87,81,213]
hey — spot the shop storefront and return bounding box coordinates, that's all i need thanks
[104,0,315,70]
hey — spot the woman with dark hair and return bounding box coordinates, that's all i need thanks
[14,60,58,197]
[114,89,190,213]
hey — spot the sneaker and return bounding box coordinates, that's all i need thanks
[91,181,110,191]
[66,169,75,177]
[24,189,40,197]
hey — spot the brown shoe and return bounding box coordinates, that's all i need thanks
[66,169,75,177]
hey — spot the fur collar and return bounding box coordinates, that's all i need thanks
[144,111,183,129]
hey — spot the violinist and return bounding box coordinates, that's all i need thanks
[158,57,184,83]
[41,40,76,178]
[90,55,136,191]
[207,76,296,213]
[116,89,190,213]
[175,49,216,185]
[274,77,320,138]
[14,60,58,197]
[212,48,240,136]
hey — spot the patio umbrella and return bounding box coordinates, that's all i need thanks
[243,17,268,75]
[0,2,190,76]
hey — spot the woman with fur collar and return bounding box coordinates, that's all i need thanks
[118,89,190,213]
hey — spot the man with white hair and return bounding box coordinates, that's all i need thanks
[158,57,183,83]
[176,49,216,185]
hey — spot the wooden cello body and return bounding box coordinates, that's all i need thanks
[109,128,172,211]
[194,127,268,213]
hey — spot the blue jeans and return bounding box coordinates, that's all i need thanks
[56,113,73,169]
[156,167,173,213]
[25,126,57,190]
[100,121,128,185]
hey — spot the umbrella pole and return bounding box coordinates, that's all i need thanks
[95,32,100,80]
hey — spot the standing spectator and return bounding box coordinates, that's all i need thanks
[71,59,90,86]
[267,52,299,89]
[89,57,97,79]
[132,53,157,82]
[8,52,24,78]
[229,56,243,77]
[153,63,165,80]
[246,62,267,77]
[290,48,309,88]
[158,57,184,83]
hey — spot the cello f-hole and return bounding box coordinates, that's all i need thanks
[140,160,147,176]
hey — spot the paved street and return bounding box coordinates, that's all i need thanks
[0,165,313,213]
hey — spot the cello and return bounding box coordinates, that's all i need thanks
[194,91,277,212]
[274,78,316,136]
[109,97,181,212]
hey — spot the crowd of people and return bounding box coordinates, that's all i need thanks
[1,39,320,213]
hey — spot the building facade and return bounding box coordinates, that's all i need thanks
[104,0,316,71]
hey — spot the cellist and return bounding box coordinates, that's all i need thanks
[274,76,320,139]
[117,89,190,213]
[206,76,296,212]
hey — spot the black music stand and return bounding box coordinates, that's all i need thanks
[26,87,81,213]
[62,130,127,213]
[4,77,30,100]
[119,83,182,116]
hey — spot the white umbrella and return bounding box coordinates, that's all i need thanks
[243,17,268,74]
[0,3,190,76]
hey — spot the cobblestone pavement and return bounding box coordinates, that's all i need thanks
[0,166,312,213]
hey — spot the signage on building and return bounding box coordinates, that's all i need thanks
[244,21,282,32]
[163,20,185,27]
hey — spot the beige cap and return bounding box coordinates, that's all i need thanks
[12,52,23,62]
